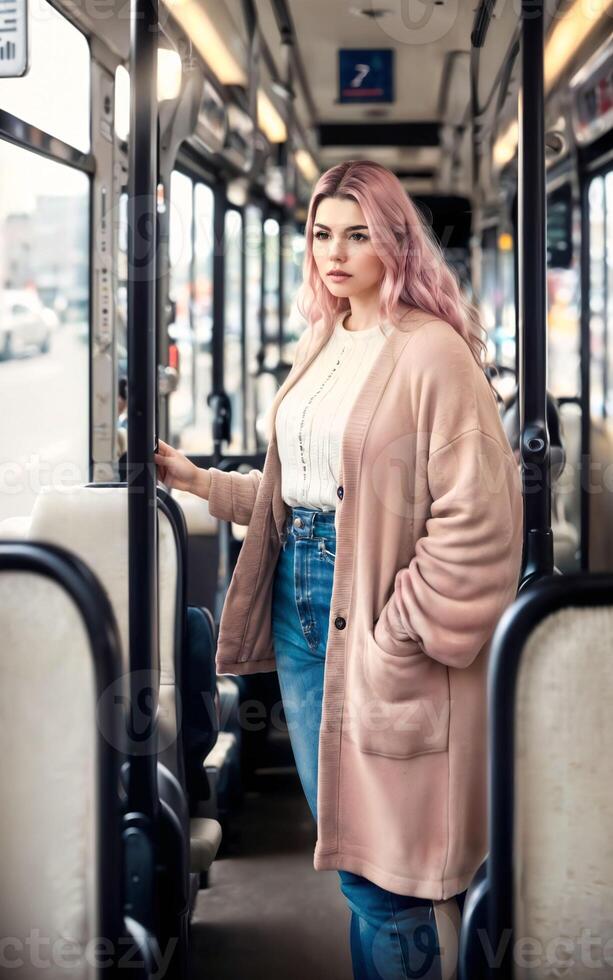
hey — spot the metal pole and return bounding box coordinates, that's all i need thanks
[240,213,248,449]
[127,0,159,824]
[517,0,553,587]
[579,178,591,570]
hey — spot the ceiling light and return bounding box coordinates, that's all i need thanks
[167,0,246,86]
[544,0,613,92]
[491,1,613,169]
[158,48,182,102]
[493,119,518,169]
[227,178,249,207]
[295,149,319,183]
[257,90,287,143]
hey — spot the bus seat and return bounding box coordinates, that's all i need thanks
[588,416,613,571]
[0,542,126,976]
[214,674,243,800]
[163,493,243,822]
[0,516,32,538]
[28,487,221,876]
[190,817,223,873]
[29,486,131,664]
[201,731,241,824]
[171,487,218,536]
[183,606,219,804]
[460,574,613,979]
[159,494,237,795]
[170,488,219,610]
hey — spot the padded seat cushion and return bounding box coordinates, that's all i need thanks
[189,817,222,872]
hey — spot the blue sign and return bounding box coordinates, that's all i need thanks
[338,49,394,104]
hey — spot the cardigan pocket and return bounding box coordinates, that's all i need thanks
[356,629,450,759]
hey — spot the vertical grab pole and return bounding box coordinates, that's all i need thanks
[517,0,553,587]
[127,0,159,826]
[579,179,591,570]
[488,2,550,974]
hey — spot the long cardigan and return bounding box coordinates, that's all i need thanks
[206,308,524,900]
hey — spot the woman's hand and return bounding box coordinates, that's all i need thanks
[154,439,204,494]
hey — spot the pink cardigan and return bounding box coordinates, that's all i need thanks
[206,308,524,900]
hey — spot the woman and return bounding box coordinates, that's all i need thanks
[155,160,524,979]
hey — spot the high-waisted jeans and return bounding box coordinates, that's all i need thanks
[271,505,466,980]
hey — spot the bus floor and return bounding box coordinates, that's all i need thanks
[189,728,353,979]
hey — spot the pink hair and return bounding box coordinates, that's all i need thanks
[297,160,498,400]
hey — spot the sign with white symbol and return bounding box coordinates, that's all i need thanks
[0,0,27,78]
[338,49,394,104]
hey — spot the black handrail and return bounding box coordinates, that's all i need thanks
[126,0,159,865]
[517,0,553,586]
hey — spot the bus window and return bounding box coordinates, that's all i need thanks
[480,227,498,362]
[264,217,280,343]
[191,182,215,453]
[607,171,613,419]
[589,176,606,418]
[282,225,305,363]
[0,142,90,522]
[245,206,263,453]
[116,193,128,391]
[547,185,580,400]
[498,234,516,374]
[169,170,196,445]
[168,181,215,454]
[0,0,90,153]
[224,208,244,451]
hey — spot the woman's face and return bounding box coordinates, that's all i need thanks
[311,196,385,299]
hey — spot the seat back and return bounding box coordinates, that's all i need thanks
[471,574,613,979]
[28,485,181,781]
[0,542,123,977]
[587,416,613,571]
[170,489,219,611]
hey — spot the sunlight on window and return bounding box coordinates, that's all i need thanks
[0,0,90,152]
[0,142,90,522]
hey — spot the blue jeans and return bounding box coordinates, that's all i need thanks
[271,505,466,980]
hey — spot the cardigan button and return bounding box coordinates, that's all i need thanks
[337,485,344,500]
[334,616,346,630]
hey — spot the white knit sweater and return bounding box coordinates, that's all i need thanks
[275,314,393,511]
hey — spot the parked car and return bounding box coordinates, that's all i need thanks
[0,290,59,360]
